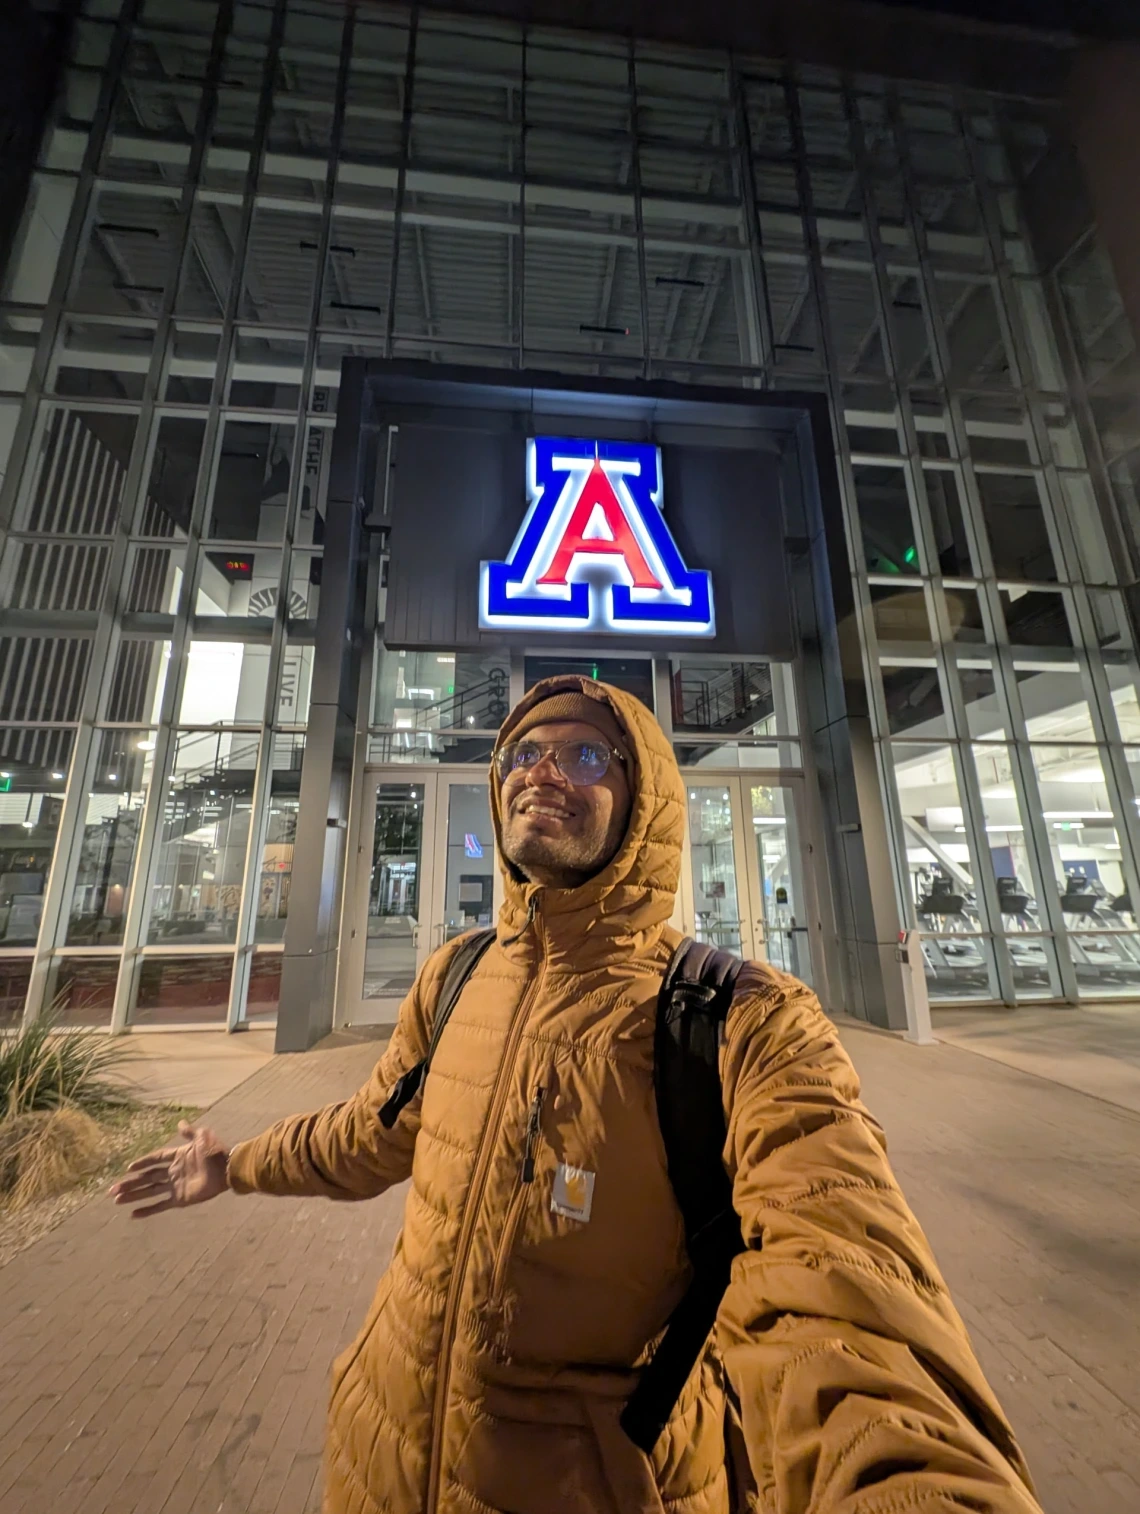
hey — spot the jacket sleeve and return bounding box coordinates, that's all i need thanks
[717,967,1041,1513]
[226,943,455,1201]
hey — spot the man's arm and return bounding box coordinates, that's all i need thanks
[717,968,1041,1513]
[226,942,455,1201]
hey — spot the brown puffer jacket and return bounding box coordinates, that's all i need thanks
[228,676,1041,1514]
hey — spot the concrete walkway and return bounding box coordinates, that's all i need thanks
[1,1022,1137,1513]
[117,1028,277,1109]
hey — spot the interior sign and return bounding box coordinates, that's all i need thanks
[479,437,715,636]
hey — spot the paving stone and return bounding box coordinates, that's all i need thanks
[1,1023,1137,1513]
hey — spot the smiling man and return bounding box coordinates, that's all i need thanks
[113,676,1041,1514]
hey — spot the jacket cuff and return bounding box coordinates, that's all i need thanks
[225,1139,258,1195]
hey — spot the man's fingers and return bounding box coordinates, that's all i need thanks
[113,1177,172,1205]
[124,1147,181,1174]
[129,1197,177,1219]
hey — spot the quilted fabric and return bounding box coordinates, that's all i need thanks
[228,676,1041,1514]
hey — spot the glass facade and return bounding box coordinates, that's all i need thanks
[2,0,1139,1022]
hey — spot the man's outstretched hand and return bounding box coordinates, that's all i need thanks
[111,1121,230,1218]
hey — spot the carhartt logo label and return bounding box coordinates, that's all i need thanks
[551,1162,595,1223]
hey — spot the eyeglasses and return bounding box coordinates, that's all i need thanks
[494,738,625,788]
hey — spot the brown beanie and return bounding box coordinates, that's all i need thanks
[505,691,633,768]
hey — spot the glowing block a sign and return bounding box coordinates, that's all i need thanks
[479,437,715,636]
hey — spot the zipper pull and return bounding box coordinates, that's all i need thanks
[502,894,539,947]
[521,1086,545,1182]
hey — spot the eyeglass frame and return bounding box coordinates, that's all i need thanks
[493,738,628,788]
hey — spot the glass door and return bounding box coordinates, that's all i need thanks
[345,769,499,1024]
[681,775,819,985]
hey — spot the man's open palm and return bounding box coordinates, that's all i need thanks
[111,1121,230,1218]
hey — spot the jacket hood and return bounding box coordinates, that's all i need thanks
[490,676,685,956]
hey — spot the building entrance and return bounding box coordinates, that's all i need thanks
[341,765,823,1026]
[679,775,821,986]
[343,769,501,1025]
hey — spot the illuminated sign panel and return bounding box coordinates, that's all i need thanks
[479,437,715,637]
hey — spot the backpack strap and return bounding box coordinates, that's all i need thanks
[620,937,746,1454]
[379,927,496,1129]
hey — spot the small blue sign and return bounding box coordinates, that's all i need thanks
[464,833,484,859]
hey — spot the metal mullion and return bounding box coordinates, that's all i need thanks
[383,9,419,360]
[886,97,1074,999]
[110,0,288,1034]
[227,5,354,1031]
[960,98,1140,989]
[844,82,1009,1001]
[0,0,141,548]
[627,42,652,381]
[515,29,527,368]
[729,56,775,384]
[784,71,917,958]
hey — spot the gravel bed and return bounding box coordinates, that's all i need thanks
[0,1104,199,1270]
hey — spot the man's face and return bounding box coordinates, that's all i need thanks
[498,720,633,890]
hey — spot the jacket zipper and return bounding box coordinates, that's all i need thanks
[489,1084,546,1309]
[425,901,546,1514]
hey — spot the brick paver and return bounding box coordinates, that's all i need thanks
[1,1022,1138,1514]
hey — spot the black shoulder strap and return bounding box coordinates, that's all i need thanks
[379,927,496,1129]
[620,937,746,1454]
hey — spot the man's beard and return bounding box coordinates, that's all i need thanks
[501,818,620,888]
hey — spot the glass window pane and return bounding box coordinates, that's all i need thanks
[674,740,799,770]
[880,662,946,737]
[891,742,977,920]
[1020,667,1097,743]
[246,950,281,1020]
[107,641,170,724]
[977,472,1058,582]
[2,539,112,614]
[957,660,1008,739]
[670,660,786,735]
[1000,587,1073,648]
[363,783,425,1003]
[51,318,155,403]
[66,730,155,945]
[925,468,974,577]
[131,955,232,1024]
[686,785,744,955]
[178,641,269,724]
[47,956,120,1027]
[197,549,283,616]
[1028,745,1129,920]
[125,543,184,614]
[373,646,510,733]
[0,744,71,946]
[256,741,302,944]
[164,324,219,404]
[229,330,305,409]
[147,731,258,944]
[945,586,987,644]
[141,416,205,538]
[20,408,138,537]
[1111,678,1140,741]
[74,188,182,317]
[289,551,322,619]
[0,957,32,1029]
[853,464,915,575]
[440,783,495,943]
[971,744,1047,962]
[277,639,314,726]
[747,783,812,985]
[209,420,295,541]
[869,584,933,645]
[933,276,1013,389]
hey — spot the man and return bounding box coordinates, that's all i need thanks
[114,676,1041,1514]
